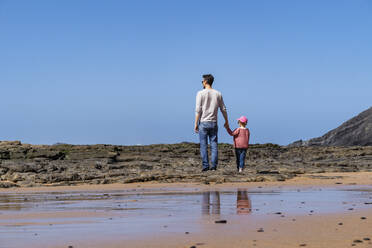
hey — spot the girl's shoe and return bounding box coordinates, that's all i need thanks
[238,168,243,173]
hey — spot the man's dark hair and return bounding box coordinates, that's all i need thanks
[202,74,214,86]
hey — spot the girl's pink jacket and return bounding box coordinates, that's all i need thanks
[226,127,250,149]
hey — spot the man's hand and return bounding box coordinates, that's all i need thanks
[194,124,199,133]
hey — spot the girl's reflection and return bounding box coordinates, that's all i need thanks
[202,191,220,215]
[237,189,252,215]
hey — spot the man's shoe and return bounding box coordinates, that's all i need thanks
[202,168,209,172]
[210,167,217,171]
[238,168,243,173]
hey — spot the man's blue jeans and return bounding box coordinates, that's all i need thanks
[199,121,218,169]
[235,148,247,170]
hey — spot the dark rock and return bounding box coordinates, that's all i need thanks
[353,239,363,243]
[257,170,279,174]
[0,181,19,188]
[215,220,227,224]
[257,228,264,232]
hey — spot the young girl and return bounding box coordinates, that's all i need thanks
[225,116,250,173]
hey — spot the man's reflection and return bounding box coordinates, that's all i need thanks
[237,189,251,215]
[202,191,220,215]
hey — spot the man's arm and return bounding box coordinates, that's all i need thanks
[195,112,201,133]
[219,94,229,128]
[222,111,229,128]
[195,92,202,133]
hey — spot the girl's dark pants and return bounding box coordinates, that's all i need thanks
[235,148,247,170]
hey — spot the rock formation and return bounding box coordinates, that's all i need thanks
[1,141,372,188]
[291,106,372,146]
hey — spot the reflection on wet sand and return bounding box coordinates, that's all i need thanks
[201,190,251,215]
[202,191,220,215]
[237,189,251,215]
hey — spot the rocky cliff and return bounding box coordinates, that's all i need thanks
[291,106,372,146]
[1,141,372,188]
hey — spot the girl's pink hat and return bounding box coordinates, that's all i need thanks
[237,116,248,123]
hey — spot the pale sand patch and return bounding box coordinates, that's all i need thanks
[50,209,372,248]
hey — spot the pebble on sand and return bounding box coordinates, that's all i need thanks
[257,228,264,232]
[361,217,367,220]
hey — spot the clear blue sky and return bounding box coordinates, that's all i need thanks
[1,0,371,145]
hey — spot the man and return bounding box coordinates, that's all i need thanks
[195,74,229,171]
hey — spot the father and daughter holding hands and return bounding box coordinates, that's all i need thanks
[195,74,250,173]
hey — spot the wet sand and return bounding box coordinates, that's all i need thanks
[1,172,372,248]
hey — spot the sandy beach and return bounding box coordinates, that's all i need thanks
[1,172,372,248]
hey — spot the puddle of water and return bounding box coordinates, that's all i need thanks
[1,186,372,247]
